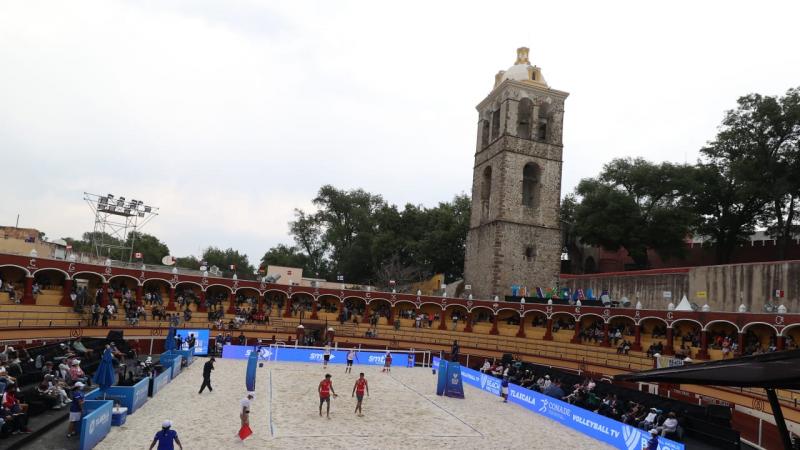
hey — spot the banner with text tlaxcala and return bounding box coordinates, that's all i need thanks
[431,358,682,450]
[222,345,410,367]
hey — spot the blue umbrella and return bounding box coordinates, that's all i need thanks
[93,348,116,399]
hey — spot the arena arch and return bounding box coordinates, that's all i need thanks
[703,320,740,333]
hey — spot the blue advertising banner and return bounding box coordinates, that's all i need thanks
[222,345,410,367]
[79,400,113,450]
[430,358,680,450]
[444,362,465,398]
[176,348,195,366]
[436,360,448,395]
[151,369,171,397]
[176,329,209,356]
[459,364,501,396]
[246,350,257,392]
[170,355,184,379]
[506,383,684,450]
[85,378,149,415]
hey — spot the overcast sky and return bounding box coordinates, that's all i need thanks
[2,0,799,268]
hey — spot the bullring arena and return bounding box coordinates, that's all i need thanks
[94,358,609,450]
[2,253,800,449]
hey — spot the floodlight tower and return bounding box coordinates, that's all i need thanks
[83,192,159,262]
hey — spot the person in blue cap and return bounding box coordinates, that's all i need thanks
[149,420,182,450]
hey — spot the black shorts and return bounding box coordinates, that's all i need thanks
[356,394,364,402]
[319,396,330,406]
[346,359,353,366]
[323,355,330,362]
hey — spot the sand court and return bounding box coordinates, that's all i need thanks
[96,358,611,449]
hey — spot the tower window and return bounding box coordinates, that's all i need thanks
[517,98,533,140]
[537,103,550,142]
[525,246,536,262]
[481,119,490,148]
[481,166,492,219]
[491,109,501,140]
[522,163,541,208]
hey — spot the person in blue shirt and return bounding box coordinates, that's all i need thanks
[66,382,85,438]
[645,428,659,450]
[149,420,182,450]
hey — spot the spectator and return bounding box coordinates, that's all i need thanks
[72,338,95,359]
[480,359,491,373]
[1,383,31,433]
[68,360,89,385]
[657,412,679,437]
[543,379,565,400]
[638,408,659,430]
[66,382,85,438]
[0,347,22,376]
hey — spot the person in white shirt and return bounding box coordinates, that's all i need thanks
[543,375,551,389]
[638,408,659,430]
[480,360,491,373]
[323,344,332,368]
[240,394,253,428]
[657,412,679,436]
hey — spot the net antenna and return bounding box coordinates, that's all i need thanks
[83,192,159,262]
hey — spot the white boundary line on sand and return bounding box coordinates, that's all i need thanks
[268,368,275,437]
[265,365,482,439]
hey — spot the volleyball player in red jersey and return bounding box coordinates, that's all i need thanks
[351,373,369,417]
[318,374,338,419]
[382,351,392,373]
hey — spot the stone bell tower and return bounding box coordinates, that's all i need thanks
[463,47,569,299]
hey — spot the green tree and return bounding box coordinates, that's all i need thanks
[288,210,328,277]
[174,255,200,270]
[310,185,386,283]
[573,158,696,268]
[701,88,800,259]
[688,162,763,263]
[260,244,310,272]
[126,232,170,265]
[201,246,256,279]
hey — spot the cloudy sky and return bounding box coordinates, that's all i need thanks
[2,0,799,267]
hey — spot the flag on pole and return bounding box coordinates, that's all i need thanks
[134,252,143,259]
[238,424,253,440]
[775,289,785,298]
[66,245,73,250]
[230,264,236,270]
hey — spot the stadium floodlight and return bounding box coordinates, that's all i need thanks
[84,192,159,262]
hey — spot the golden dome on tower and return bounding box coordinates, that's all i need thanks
[494,47,548,89]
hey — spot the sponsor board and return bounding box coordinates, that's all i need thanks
[176,329,209,356]
[79,400,113,450]
[431,359,683,450]
[507,383,684,450]
[222,345,410,367]
[151,369,170,397]
[85,378,150,414]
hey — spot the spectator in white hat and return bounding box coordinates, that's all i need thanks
[66,382,85,438]
[150,420,182,450]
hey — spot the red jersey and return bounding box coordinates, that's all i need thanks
[385,354,392,365]
[319,379,332,398]
[355,378,367,395]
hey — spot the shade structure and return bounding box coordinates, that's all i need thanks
[92,348,116,399]
[614,349,800,449]
[614,349,800,389]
